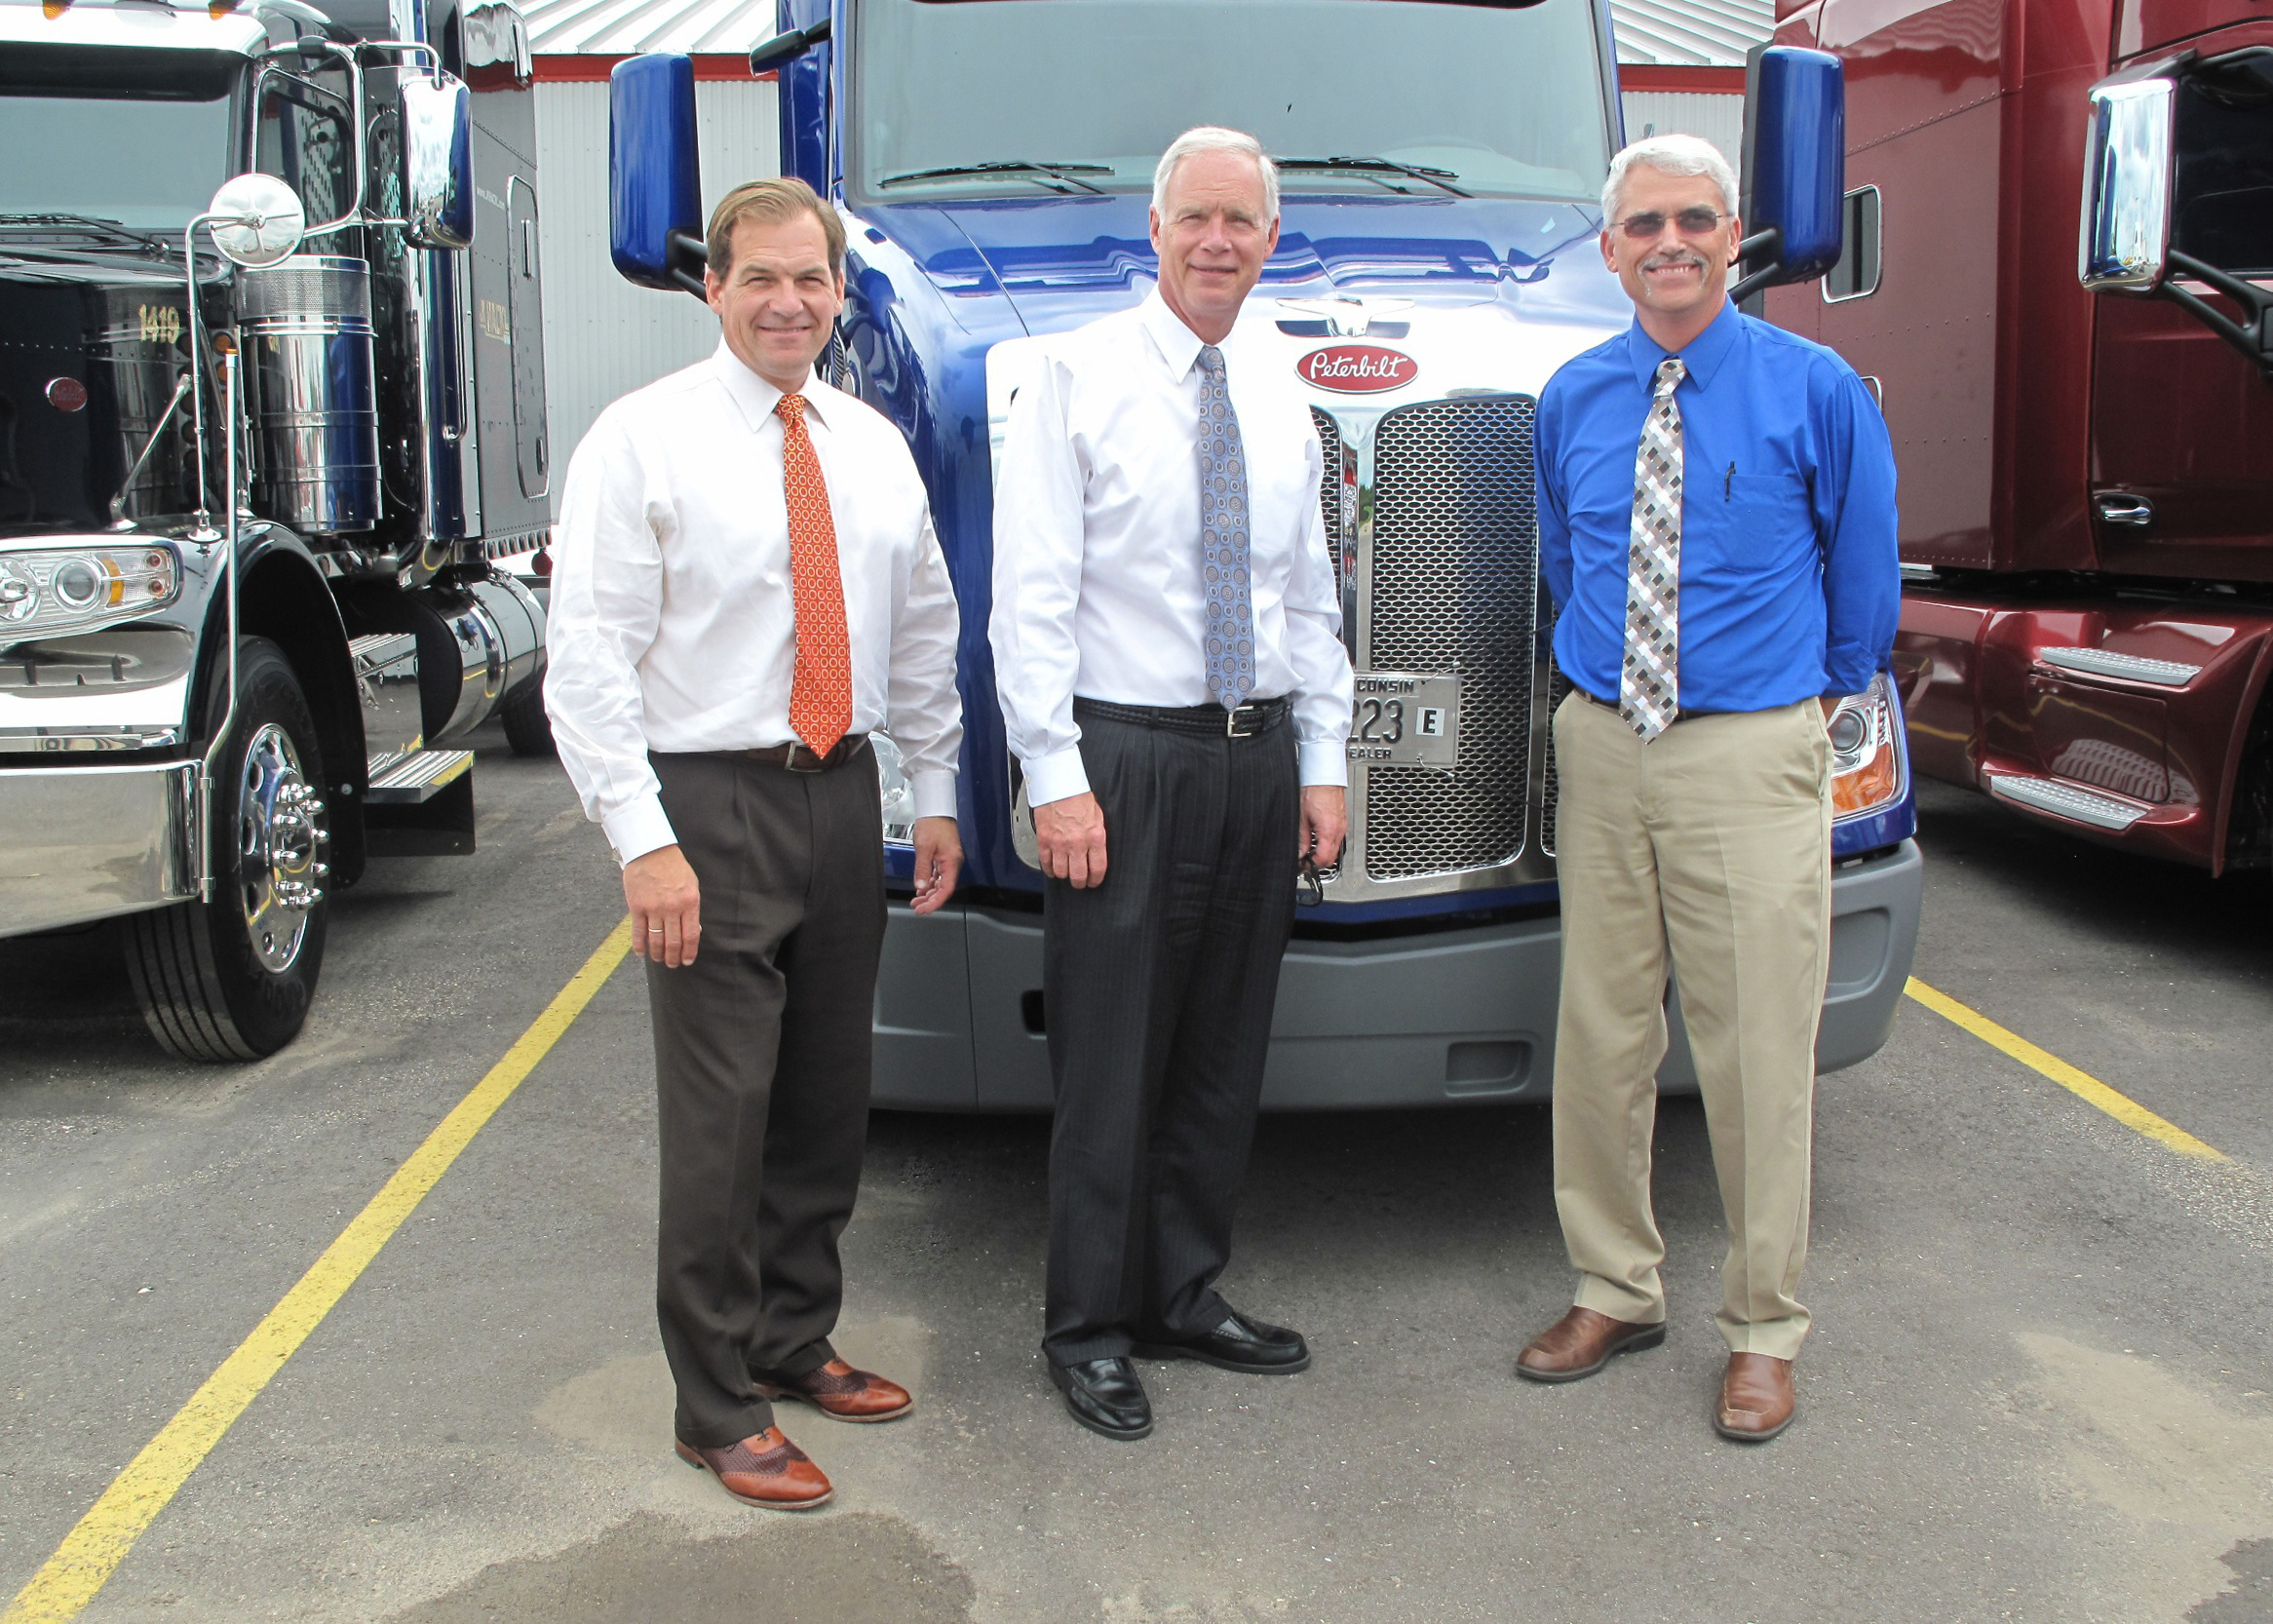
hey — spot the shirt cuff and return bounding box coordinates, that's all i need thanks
[602,794,678,868]
[911,769,958,822]
[1022,745,1092,807]
[1298,738,1349,789]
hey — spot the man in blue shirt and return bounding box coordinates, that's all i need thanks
[1515,135,1899,1445]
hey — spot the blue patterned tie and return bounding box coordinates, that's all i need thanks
[1196,344,1256,711]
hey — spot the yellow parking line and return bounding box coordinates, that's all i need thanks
[3,918,636,1624]
[1904,977,2228,1164]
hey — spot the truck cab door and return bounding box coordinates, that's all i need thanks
[2088,47,2273,581]
[507,177,548,498]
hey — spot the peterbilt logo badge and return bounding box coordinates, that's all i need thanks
[1298,344,1417,394]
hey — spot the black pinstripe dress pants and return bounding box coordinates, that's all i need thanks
[1041,706,1301,1367]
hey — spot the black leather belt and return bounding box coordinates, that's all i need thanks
[732,734,870,772]
[1073,696,1291,739]
[1574,689,1714,724]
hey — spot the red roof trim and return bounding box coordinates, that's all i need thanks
[1616,64,1747,93]
[533,53,775,82]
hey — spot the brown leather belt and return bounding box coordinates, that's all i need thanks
[732,735,870,773]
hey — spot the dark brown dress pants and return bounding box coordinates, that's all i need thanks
[647,746,885,1449]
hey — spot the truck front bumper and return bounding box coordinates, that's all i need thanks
[872,838,1925,1110]
[0,759,199,937]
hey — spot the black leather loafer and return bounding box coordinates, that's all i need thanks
[1134,1308,1311,1374]
[1050,1356,1153,1441]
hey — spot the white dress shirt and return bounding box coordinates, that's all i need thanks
[990,291,1354,805]
[547,342,963,866]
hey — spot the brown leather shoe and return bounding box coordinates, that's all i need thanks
[1516,1306,1666,1383]
[753,1357,914,1423]
[674,1427,833,1509]
[1714,1352,1796,1442]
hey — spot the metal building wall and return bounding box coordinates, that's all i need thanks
[532,76,782,517]
[1619,91,1745,169]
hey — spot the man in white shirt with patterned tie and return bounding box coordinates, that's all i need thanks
[992,127,1355,1442]
[546,178,963,1510]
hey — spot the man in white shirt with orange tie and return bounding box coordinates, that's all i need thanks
[546,177,963,1510]
[992,128,1354,1442]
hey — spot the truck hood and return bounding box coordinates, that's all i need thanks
[862,192,1629,336]
[0,241,203,537]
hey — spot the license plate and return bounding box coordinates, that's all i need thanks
[1347,672,1459,767]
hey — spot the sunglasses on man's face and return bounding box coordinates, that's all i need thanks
[1612,207,1732,241]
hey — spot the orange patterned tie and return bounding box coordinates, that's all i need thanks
[776,393,853,757]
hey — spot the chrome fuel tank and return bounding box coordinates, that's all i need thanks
[238,254,381,533]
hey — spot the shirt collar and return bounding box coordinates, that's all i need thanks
[1138,289,1211,379]
[1623,298,1742,394]
[710,338,833,432]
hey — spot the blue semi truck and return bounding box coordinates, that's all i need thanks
[601,0,1923,1110]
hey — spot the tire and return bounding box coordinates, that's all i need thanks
[124,638,331,1061]
[500,678,555,758]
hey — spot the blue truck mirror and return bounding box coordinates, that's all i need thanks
[749,16,830,76]
[2079,78,2176,292]
[401,73,475,251]
[609,53,707,296]
[1733,45,1844,302]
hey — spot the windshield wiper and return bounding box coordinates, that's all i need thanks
[1275,157,1471,199]
[878,161,1110,195]
[0,213,167,248]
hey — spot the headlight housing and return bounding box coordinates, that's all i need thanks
[0,544,180,639]
[1829,670,1907,820]
[871,730,917,847]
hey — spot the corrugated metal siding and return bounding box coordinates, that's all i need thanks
[1620,90,1745,168]
[533,77,781,517]
[1608,0,1771,64]
[526,0,778,54]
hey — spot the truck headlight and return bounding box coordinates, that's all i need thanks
[872,730,917,847]
[1830,670,1906,820]
[0,545,180,638]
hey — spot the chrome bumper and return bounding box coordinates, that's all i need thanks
[0,759,199,936]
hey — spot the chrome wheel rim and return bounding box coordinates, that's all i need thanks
[236,722,328,973]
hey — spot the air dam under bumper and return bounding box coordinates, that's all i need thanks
[871,838,1924,1111]
[0,759,199,937]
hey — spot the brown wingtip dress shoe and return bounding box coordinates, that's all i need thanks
[1714,1352,1796,1443]
[752,1357,914,1423]
[1516,1306,1667,1383]
[674,1428,834,1509]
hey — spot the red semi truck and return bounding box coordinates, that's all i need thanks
[1763,0,2273,872]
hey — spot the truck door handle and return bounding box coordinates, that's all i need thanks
[2095,492,2156,527]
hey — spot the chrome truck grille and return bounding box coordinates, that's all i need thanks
[1363,397,1539,882]
[1310,406,1344,578]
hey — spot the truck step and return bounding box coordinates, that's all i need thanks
[1986,773,2149,831]
[366,749,474,806]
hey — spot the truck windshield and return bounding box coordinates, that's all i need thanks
[850,0,1612,206]
[0,50,239,234]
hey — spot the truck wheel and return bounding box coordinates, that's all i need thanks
[124,638,331,1062]
[500,679,556,757]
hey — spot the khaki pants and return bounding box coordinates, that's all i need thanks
[1551,693,1831,1360]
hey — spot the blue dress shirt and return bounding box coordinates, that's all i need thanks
[1536,301,1900,711]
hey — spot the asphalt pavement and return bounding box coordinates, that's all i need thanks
[4,734,2269,1624]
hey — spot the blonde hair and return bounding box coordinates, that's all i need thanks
[706,176,847,278]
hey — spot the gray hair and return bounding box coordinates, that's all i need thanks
[1601,134,1739,223]
[1152,126,1281,225]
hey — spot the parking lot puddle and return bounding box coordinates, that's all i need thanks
[378,1511,973,1624]
[2019,1333,2273,1621]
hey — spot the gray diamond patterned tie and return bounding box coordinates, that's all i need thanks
[1621,356,1687,741]
[1196,343,1256,711]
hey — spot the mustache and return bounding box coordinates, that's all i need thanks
[1639,248,1711,272]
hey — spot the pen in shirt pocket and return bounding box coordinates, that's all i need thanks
[1724,461,1735,501]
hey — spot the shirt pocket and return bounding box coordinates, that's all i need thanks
[1714,470,1813,555]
